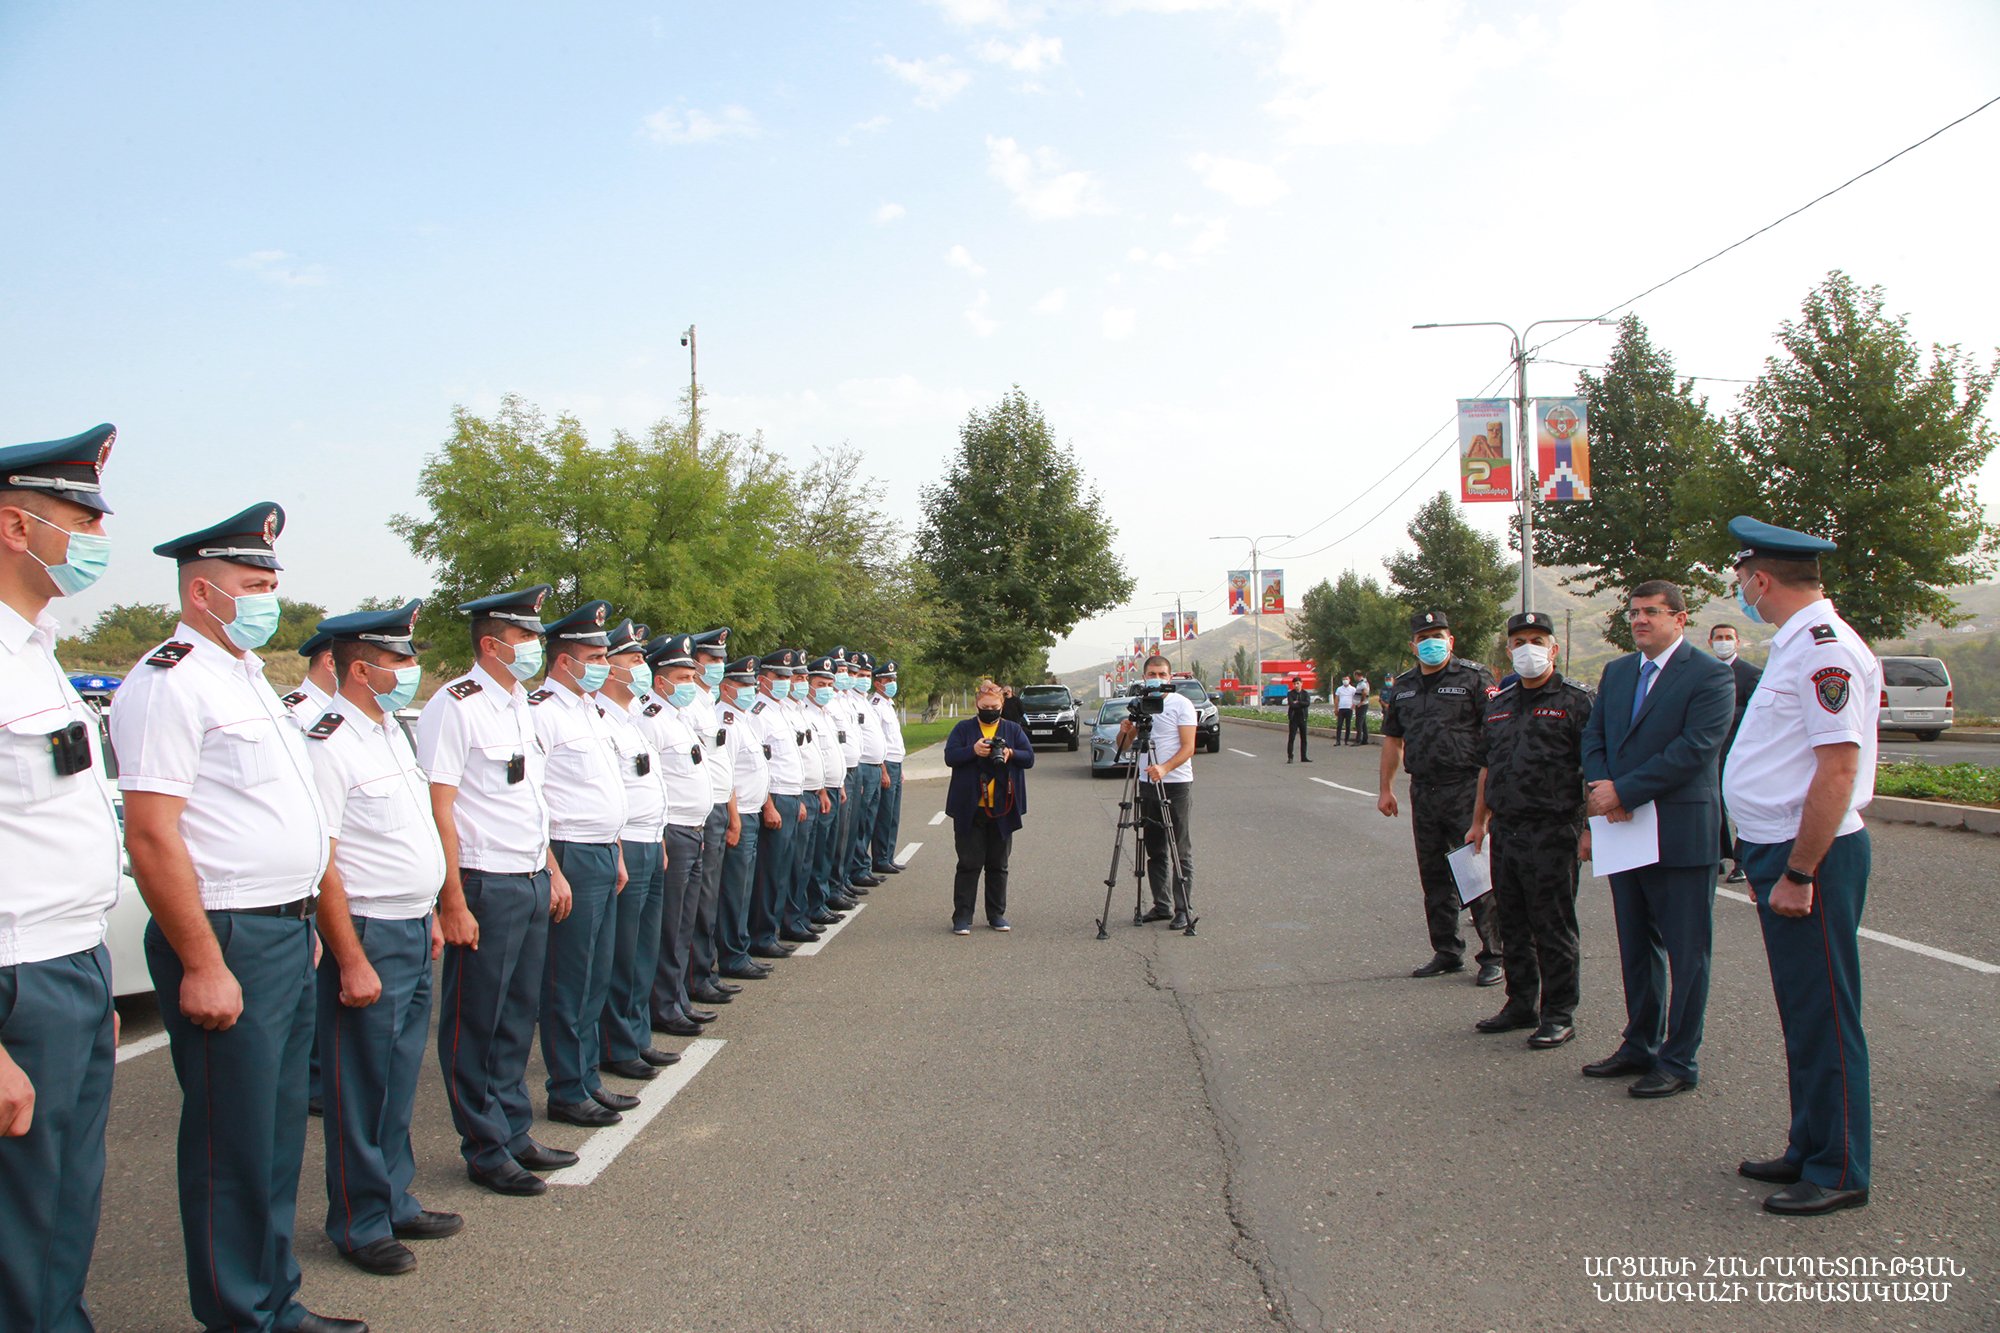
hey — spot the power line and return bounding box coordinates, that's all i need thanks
[1270,433,1463,564]
[1534,357,1757,384]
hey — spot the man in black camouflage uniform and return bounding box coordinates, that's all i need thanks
[1377,610,1505,985]
[1465,611,1593,1048]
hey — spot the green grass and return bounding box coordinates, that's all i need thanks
[900,718,958,753]
[1874,761,2000,807]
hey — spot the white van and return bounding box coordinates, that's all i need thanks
[1878,656,1953,741]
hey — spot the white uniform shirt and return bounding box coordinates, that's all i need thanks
[757,689,804,796]
[685,687,734,808]
[1144,689,1199,785]
[870,691,906,763]
[719,689,771,812]
[1336,683,1356,710]
[415,664,550,874]
[305,699,446,919]
[111,624,330,909]
[810,699,846,782]
[0,603,121,965]
[855,691,887,764]
[634,693,709,829]
[1723,599,1879,844]
[529,683,628,845]
[790,698,825,791]
[281,676,333,719]
[602,694,668,841]
[832,691,862,768]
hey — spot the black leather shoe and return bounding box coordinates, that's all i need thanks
[688,985,734,1005]
[1629,1070,1694,1098]
[1475,1007,1537,1033]
[872,864,901,875]
[512,1139,578,1171]
[748,943,793,960]
[590,1086,640,1112]
[1725,865,1747,883]
[655,1016,704,1037]
[1738,1155,1803,1184]
[850,874,883,888]
[549,1098,622,1127]
[711,979,745,994]
[845,882,870,895]
[293,1313,370,1333]
[827,894,860,911]
[341,1237,416,1276]
[1475,962,1504,987]
[1300,757,1312,763]
[685,1007,717,1024]
[1528,1022,1575,1049]
[1141,905,1173,923]
[467,1160,547,1196]
[638,1047,682,1068]
[719,965,770,981]
[1410,954,1464,978]
[1581,1053,1651,1078]
[1169,910,1190,930]
[1762,1180,1867,1215]
[811,911,843,925]
[392,1209,464,1240]
[779,928,819,943]
[599,1057,658,1080]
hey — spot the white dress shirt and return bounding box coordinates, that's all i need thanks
[791,697,825,791]
[832,692,862,769]
[811,699,847,782]
[633,693,709,829]
[603,694,668,842]
[870,691,906,763]
[683,687,734,808]
[415,663,550,874]
[855,692,887,764]
[529,682,629,845]
[281,676,333,718]
[719,689,772,812]
[757,689,804,796]
[306,698,446,919]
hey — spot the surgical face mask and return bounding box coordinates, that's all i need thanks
[621,662,651,689]
[1510,642,1553,680]
[701,661,725,688]
[884,681,898,699]
[813,684,834,707]
[22,510,111,597]
[1735,579,1766,626]
[367,662,422,713]
[1145,674,1170,686]
[575,661,611,693]
[977,706,1001,724]
[833,672,850,692]
[791,679,811,702]
[670,681,699,708]
[1415,637,1451,668]
[207,583,282,652]
[1710,637,1738,661]
[733,680,759,706]
[494,636,544,682]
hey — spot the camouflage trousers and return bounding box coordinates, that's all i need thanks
[1491,817,1582,1023]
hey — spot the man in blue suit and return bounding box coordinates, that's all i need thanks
[1579,580,1736,1098]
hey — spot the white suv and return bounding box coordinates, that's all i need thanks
[1878,656,1953,741]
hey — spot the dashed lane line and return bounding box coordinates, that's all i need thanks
[1717,887,1999,974]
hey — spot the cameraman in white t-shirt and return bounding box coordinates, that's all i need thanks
[1116,655,1199,928]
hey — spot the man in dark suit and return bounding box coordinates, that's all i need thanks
[1579,580,1736,1099]
[1708,622,1762,883]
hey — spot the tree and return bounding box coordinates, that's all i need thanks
[1527,314,1727,650]
[1684,272,2000,641]
[1384,492,1514,661]
[1228,644,1252,684]
[57,602,178,672]
[1288,570,1411,692]
[916,388,1133,684]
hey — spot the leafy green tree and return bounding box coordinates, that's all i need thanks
[1528,314,1726,650]
[1384,492,1514,661]
[916,388,1133,684]
[1289,570,1411,693]
[1228,644,1252,684]
[56,602,178,672]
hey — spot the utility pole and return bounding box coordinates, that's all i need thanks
[681,324,698,456]
[1411,318,1612,613]
[1155,589,1199,672]
[1210,533,1292,696]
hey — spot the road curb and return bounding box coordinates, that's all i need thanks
[1869,794,2000,836]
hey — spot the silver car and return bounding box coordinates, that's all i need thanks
[1879,656,1952,741]
[1088,700,1138,777]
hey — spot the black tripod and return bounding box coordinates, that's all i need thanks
[1097,725,1196,938]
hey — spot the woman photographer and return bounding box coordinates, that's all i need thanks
[943,680,1035,935]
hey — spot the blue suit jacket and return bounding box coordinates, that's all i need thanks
[943,718,1035,834]
[1581,642,1737,868]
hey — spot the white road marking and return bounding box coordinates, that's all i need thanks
[789,903,864,955]
[115,1031,172,1064]
[896,841,921,865]
[1228,748,1258,758]
[1309,776,1376,798]
[1717,888,2000,975]
[543,1038,725,1187]
[928,811,946,826]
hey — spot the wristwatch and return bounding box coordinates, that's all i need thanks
[1781,865,1815,886]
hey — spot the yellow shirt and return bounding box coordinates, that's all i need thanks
[978,718,1000,809]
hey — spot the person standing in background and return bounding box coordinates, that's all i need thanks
[1333,676,1354,749]
[1709,621,1762,884]
[868,659,906,876]
[1289,676,1316,762]
[1351,672,1372,746]
[943,680,1034,934]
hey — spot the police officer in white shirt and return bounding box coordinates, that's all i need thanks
[301,602,461,1278]
[283,629,337,716]
[780,649,833,944]
[867,658,906,877]
[715,656,775,981]
[1116,654,1200,930]
[807,655,857,919]
[846,650,888,889]
[0,425,122,1333]
[749,652,808,960]
[681,629,741,1006]
[112,503,361,1333]
[828,647,867,901]
[418,584,575,1199]
[637,632,717,1040]
[528,601,631,1129]
[1721,517,1881,1217]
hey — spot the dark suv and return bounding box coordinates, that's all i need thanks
[1020,684,1081,751]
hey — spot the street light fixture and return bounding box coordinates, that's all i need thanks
[1154,589,1200,672]
[680,324,698,455]
[1209,533,1292,694]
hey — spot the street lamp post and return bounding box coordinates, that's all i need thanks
[1154,589,1200,672]
[1210,533,1292,696]
[680,324,698,455]
[1411,318,1611,612]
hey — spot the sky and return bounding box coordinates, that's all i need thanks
[3,0,1997,672]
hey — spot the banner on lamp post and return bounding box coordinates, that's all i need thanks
[1226,571,1252,617]
[1161,613,1179,643]
[1458,398,1515,503]
[1260,570,1285,616]
[1181,612,1198,640]
[1533,397,1592,501]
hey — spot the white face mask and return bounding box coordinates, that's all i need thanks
[1510,642,1554,680]
[1711,637,1738,661]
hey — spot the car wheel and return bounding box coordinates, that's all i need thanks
[1914,729,1942,742]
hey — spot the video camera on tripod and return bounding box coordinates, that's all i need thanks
[1096,679,1197,939]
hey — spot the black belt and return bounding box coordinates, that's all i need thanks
[213,896,315,919]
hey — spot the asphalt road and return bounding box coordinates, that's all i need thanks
[1878,735,2000,767]
[93,738,1999,1331]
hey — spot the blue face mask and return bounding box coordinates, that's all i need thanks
[1415,637,1451,668]
[370,663,422,713]
[23,510,111,597]
[710,686,722,703]
[702,661,725,688]
[576,661,611,693]
[734,681,759,707]
[498,637,544,682]
[834,673,851,693]
[884,681,898,699]
[1735,579,1766,626]
[782,679,802,702]
[813,684,834,706]
[209,583,282,652]
[670,681,699,708]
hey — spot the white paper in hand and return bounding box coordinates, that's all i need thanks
[1447,842,1493,905]
[1588,801,1660,877]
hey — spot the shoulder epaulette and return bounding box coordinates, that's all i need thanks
[448,679,483,700]
[281,690,309,707]
[528,689,554,705]
[307,712,345,740]
[1810,624,1838,644]
[751,700,766,714]
[642,702,664,717]
[145,641,193,669]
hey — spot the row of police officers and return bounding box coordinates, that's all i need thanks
[0,424,908,1332]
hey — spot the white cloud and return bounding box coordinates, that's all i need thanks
[946,244,987,277]
[976,33,1064,72]
[1102,307,1137,340]
[1034,287,1068,314]
[879,54,972,109]
[1188,152,1290,208]
[926,0,1042,27]
[1128,217,1229,271]
[641,104,761,145]
[233,249,328,287]
[965,290,998,337]
[985,135,1111,220]
[839,114,892,146]
[875,202,908,224]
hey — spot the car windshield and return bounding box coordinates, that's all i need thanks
[1021,687,1071,709]
[1172,680,1209,705]
[1095,703,1125,725]
[1882,659,1948,689]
